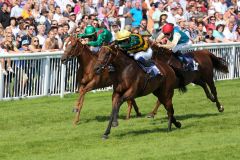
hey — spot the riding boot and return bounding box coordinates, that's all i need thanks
[108,64,115,72]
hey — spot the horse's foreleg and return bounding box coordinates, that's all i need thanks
[146,100,161,118]
[73,80,97,125]
[73,87,86,125]
[103,92,123,139]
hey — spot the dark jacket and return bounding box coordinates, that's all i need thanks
[0,10,10,28]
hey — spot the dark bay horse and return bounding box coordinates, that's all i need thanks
[146,45,229,117]
[94,45,184,139]
[61,36,141,125]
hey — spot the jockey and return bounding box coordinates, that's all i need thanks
[156,23,198,70]
[78,25,115,72]
[78,25,112,52]
[115,29,160,77]
[116,30,152,63]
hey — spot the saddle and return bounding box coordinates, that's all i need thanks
[168,51,198,71]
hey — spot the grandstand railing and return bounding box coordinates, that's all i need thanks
[0,42,240,100]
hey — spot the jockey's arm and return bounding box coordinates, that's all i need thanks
[158,32,181,49]
[88,33,106,47]
[156,33,165,43]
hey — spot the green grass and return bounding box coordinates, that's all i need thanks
[0,80,240,160]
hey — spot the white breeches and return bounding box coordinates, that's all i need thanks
[134,48,153,60]
[90,46,100,53]
[172,42,191,53]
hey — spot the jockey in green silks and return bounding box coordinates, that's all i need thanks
[78,25,112,52]
[78,25,114,72]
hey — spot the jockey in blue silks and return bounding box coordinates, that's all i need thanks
[156,23,198,71]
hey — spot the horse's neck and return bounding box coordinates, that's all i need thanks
[77,47,97,69]
[112,52,139,73]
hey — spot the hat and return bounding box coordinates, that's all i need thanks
[115,30,131,41]
[228,6,234,10]
[22,39,30,46]
[69,12,76,16]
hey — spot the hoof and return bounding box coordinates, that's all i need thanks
[72,108,79,113]
[102,135,109,140]
[125,117,130,120]
[112,121,118,127]
[218,106,224,112]
[175,121,182,128]
[136,113,142,117]
[146,113,155,118]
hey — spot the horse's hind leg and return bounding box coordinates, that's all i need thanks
[194,80,215,102]
[126,99,141,119]
[206,79,224,112]
[146,100,161,118]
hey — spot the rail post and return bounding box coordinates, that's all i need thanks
[230,46,236,79]
[60,63,66,98]
[0,63,3,100]
[43,56,50,96]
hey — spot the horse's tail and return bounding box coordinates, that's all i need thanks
[172,67,187,93]
[209,52,229,73]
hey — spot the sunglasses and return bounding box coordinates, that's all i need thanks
[29,28,35,30]
[76,30,80,32]
[34,40,39,42]
[52,23,58,25]
[210,19,216,20]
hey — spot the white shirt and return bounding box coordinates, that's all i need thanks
[223,27,237,41]
[53,13,63,23]
[37,34,47,47]
[10,5,23,18]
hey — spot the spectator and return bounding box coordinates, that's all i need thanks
[127,1,143,27]
[236,26,240,41]
[21,1,32,19]
[110,21,120,41]
[32,2,40,21]
[223,22,237,41]
[20,24,35,48]
[9,17,20,38]
[122,0,132,27]
[10,0,23,18]
[36,24,46,47]
[205,28,216,43]
[43,29,59,51]
[213,24,229,42]
[0,3,10,28]
[53,6,63,23]
[152,2,165,30]
[147,3,155,33]
[28,37,41,52]
[68,13,78,34]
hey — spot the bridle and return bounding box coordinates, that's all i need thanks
[97,45,118,69]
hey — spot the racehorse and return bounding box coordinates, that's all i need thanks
[61,36,141,125]
[94,44,185,139]
[146,44,229,117]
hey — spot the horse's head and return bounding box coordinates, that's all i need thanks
[61,36,84,64]
[94,44,117,74]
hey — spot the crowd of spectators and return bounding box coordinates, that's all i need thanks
[0,0,239,96]
[0,0,240,71]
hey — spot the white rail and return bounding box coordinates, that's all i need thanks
[0,42,240,100]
